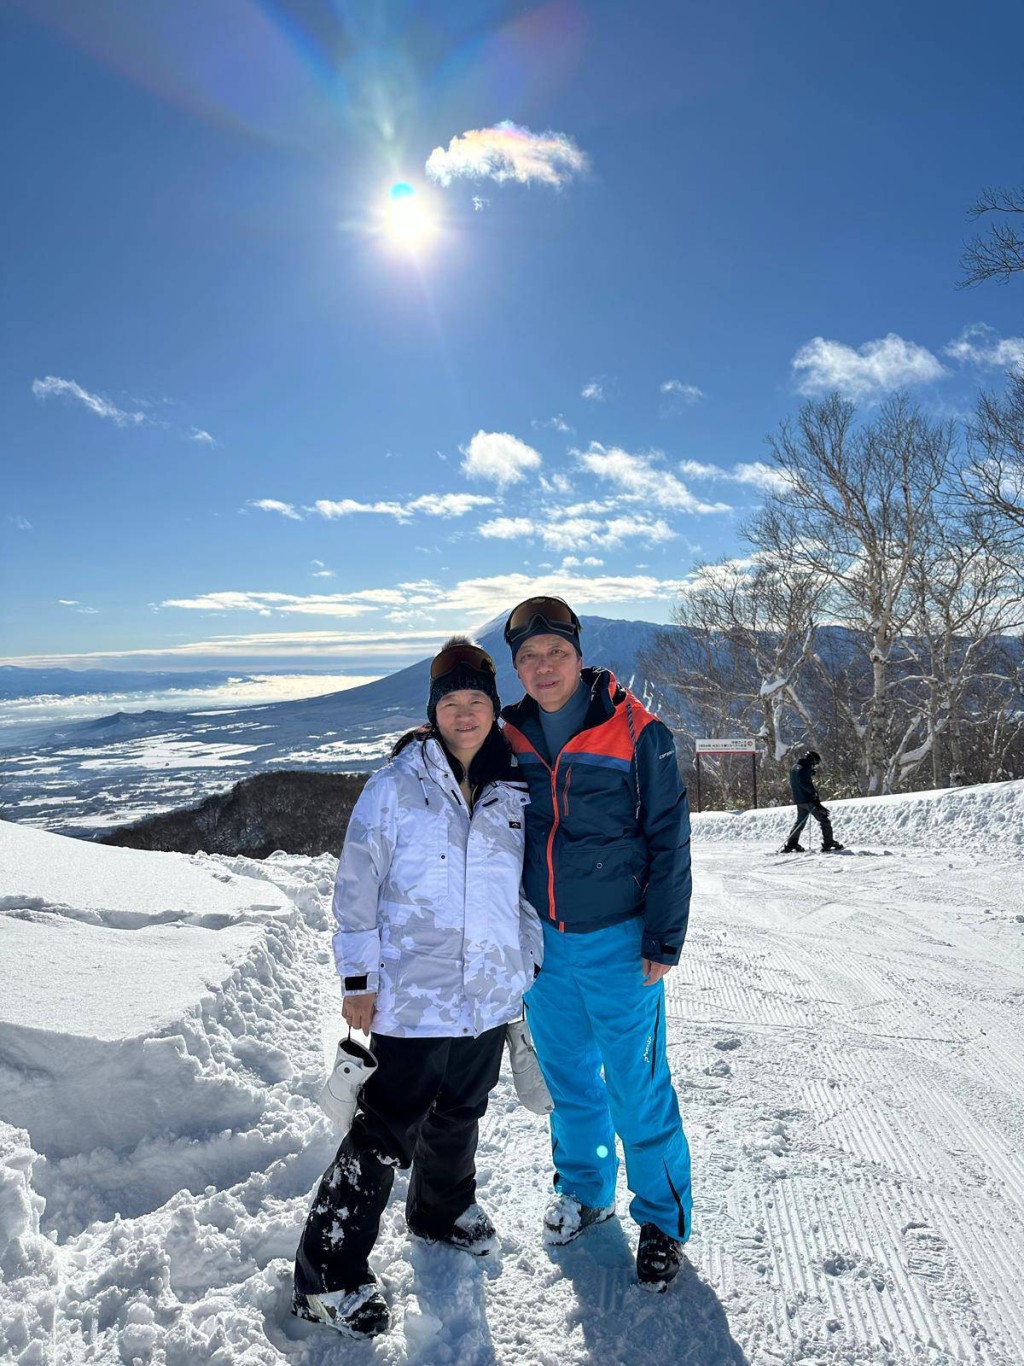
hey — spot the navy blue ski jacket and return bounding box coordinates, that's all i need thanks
[500,668,692,965]
[789,760,819,805]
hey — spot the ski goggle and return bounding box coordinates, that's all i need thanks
[503,596,582,645]
[429,643,497,681]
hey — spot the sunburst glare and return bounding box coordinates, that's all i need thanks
[385,181,437,251]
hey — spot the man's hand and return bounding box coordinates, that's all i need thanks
[342,992,377,1033]
[642,959,673,986]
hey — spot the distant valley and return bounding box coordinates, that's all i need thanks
[1,617,672,836]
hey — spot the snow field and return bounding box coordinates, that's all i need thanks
[1,782,1023,1364]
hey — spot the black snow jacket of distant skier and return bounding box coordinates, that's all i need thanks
[789,758,819,805]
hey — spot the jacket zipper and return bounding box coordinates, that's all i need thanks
[562,764,573,818]
[502,721,566,931]
[546,756,562,928]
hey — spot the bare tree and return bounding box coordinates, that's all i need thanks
[751,394,955,795]
[642,553,822,806]
[900,507,1024,789]
[964,370,1024,540]
[959,186,1024,288]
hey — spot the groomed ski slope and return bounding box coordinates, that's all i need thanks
[1,780,1023,1365]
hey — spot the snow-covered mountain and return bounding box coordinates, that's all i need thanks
[2,783,1023,1363]
[1,616,675,836]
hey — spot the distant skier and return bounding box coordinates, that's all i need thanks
[781,750,844,852]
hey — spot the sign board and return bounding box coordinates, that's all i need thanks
[695,738,757,754]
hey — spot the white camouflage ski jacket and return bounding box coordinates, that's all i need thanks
[332,737,544,1038]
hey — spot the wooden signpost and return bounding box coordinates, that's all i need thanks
[694,737,758,813]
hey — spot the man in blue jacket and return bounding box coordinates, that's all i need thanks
[782,750,844,852]
[500,596,692,1291]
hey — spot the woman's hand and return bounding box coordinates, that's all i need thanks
[342,992,377,1034]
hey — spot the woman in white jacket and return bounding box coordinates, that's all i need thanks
[293,638,543,1339]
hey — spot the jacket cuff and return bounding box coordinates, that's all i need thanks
[640,930,682,966]
[342,971,379,995]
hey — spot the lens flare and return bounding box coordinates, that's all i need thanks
[385,181,436,249]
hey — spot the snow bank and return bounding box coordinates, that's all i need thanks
[0,822,338,1245]
[0,819,295,928]
[693,776,1024,851]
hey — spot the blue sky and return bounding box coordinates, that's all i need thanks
[3,0,1023,673]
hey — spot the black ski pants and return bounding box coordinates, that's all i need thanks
[294,1025,505,1296]
[786,802,835,848]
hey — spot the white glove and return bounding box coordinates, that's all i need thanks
[319,1036,378,1133]
[505,1018,554,1115]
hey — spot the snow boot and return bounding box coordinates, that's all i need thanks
[319,1036,378,1134]
[636,1222,683,1292]
[410,1203,497,1256]
[542,1192,615,1246]
[821,841,845,852]
[291,1279,391,1338]
[506,1018,554,1114]
[780,843,805,854]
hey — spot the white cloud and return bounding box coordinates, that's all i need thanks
[733,461,793,493]
[32,376,146,426]
[479,510,675,554]
[479,517,535,540]
[577,443,731,514]
[792,334,947,399]
[158,571,687,628]
[660,380,704,405]
[10,515,32,531]
[432,572,688,622]
[312,570,335,578]
[460,431,542,486]
[539,472,573,495]
[581,380,605,402]
[472,196,489,212]
[161,588,409,616]
[406,493,496,517]
[945,324,1024,372]
[249,499,302,520]
[426,121,588,189]
[533,415,574,434]
[312,498,409,520]
[57,598,98,614]
[190,427,216,444]
[678,459,724,479]
[57,599,79,606]
[678,458,792,494]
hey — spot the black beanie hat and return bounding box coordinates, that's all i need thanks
[427,645,501,727]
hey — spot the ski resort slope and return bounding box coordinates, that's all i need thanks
[1,782,1023,1365]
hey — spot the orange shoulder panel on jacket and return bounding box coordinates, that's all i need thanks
[566,694,657,763]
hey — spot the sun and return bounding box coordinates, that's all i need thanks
[385,182,436,250]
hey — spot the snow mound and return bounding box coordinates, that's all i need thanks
[694,776,1024,851]
[0,819,294,929]
[0,821,336,1242]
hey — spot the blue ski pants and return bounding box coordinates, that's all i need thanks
[525,916,692,1241]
